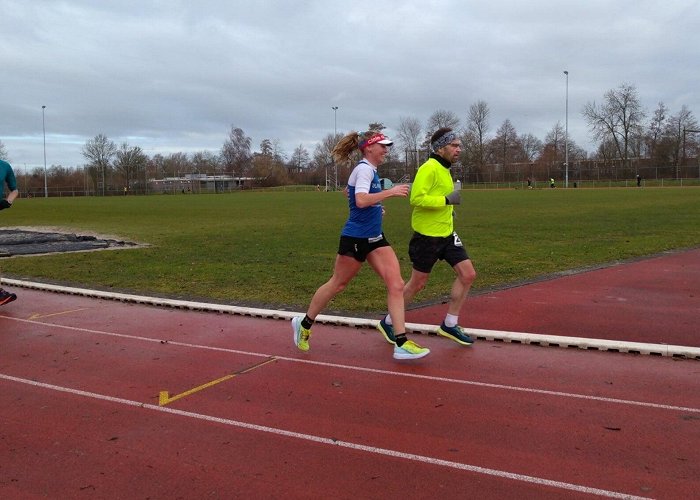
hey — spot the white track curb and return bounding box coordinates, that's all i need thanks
[4,278,699,360]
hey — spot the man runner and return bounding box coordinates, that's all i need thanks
[378,127,476,346]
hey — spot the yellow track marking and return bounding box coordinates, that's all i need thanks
[159,357,277,406]
[28,308,87,320]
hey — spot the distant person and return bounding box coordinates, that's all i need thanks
[636,174,642,187]
[291,130,430,360]
[527,177,532,189]
[0,158,19,306]
[550,178,555,188]
[378,127,476,346]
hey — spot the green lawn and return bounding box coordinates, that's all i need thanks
[2,187,699,314]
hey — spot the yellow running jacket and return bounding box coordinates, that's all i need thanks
[410,156,455,237]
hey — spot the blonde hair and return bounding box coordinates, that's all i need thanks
[332,131,360,164]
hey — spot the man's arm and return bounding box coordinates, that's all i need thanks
[1,188,18,209]
[6,188,18,204]
[410,165,446,208]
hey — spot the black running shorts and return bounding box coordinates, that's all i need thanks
[408,231,469,273]
[338,233,391,262]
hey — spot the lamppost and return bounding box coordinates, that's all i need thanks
[332,106,339,190]
[42,105,48,197]
[563,71,569,188]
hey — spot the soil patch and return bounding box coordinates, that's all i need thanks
[0,227,142,257]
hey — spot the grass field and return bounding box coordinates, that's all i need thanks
[2,187,699,314]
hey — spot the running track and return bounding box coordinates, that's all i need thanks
[1,249,699,499]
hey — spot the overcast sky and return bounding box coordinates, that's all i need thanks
[2,0,699,171]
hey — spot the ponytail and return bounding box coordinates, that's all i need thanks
[332,131,362,164]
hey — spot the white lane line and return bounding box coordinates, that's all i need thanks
[4,277,699,359]
[0,373,650,500]
[4,315,699,414]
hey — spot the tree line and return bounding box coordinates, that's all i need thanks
[3,82,698,195]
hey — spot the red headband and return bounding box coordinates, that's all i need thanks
[359,133,392,150]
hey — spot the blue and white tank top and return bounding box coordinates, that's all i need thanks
[341,160,383,238]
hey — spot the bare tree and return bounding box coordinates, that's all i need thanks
[149,154,166,179]
[595,138,621,162]
[113,142,148,193]
[665,105,699,168]
[270,139,287,164]
[251,139,287,186]
[312,134,337,168]
[582,83,645,164]
[82,134,116,195]
[645,102,667,161]
[423,109,460,149]
[191,150,220,175]
[397,116,421,151]
[313,133,344,189]
[491,119,520,170]
[289,144,311,171]
[520,133,543,162]
[426,109,460,133]
[0,139,8,161]
[396,116,422,176]
[541,122,565,164]
[221,126,252,178]
[465,100,490,170]
[259,138,274,157]
[163,152,190,177]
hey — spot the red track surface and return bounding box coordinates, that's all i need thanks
[1,250,699,499]
[408,248,700,348]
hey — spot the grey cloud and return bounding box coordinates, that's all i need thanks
[1,0,698,167]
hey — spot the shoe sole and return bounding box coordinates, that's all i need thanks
[437,328,474,346]
[393,348,430,360]
[291,317,310,352]
[376,322,396,345]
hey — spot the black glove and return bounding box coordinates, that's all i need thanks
[445,189,461,205]
[0,199,11,210]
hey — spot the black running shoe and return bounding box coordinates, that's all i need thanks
[377,316,396,345]
[437,322,474,345]
[0,288,17,306]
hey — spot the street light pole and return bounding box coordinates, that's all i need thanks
[332,106,338,136]
[42,105,48,197]
[332,106,339,190]
[563,71,569,188]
